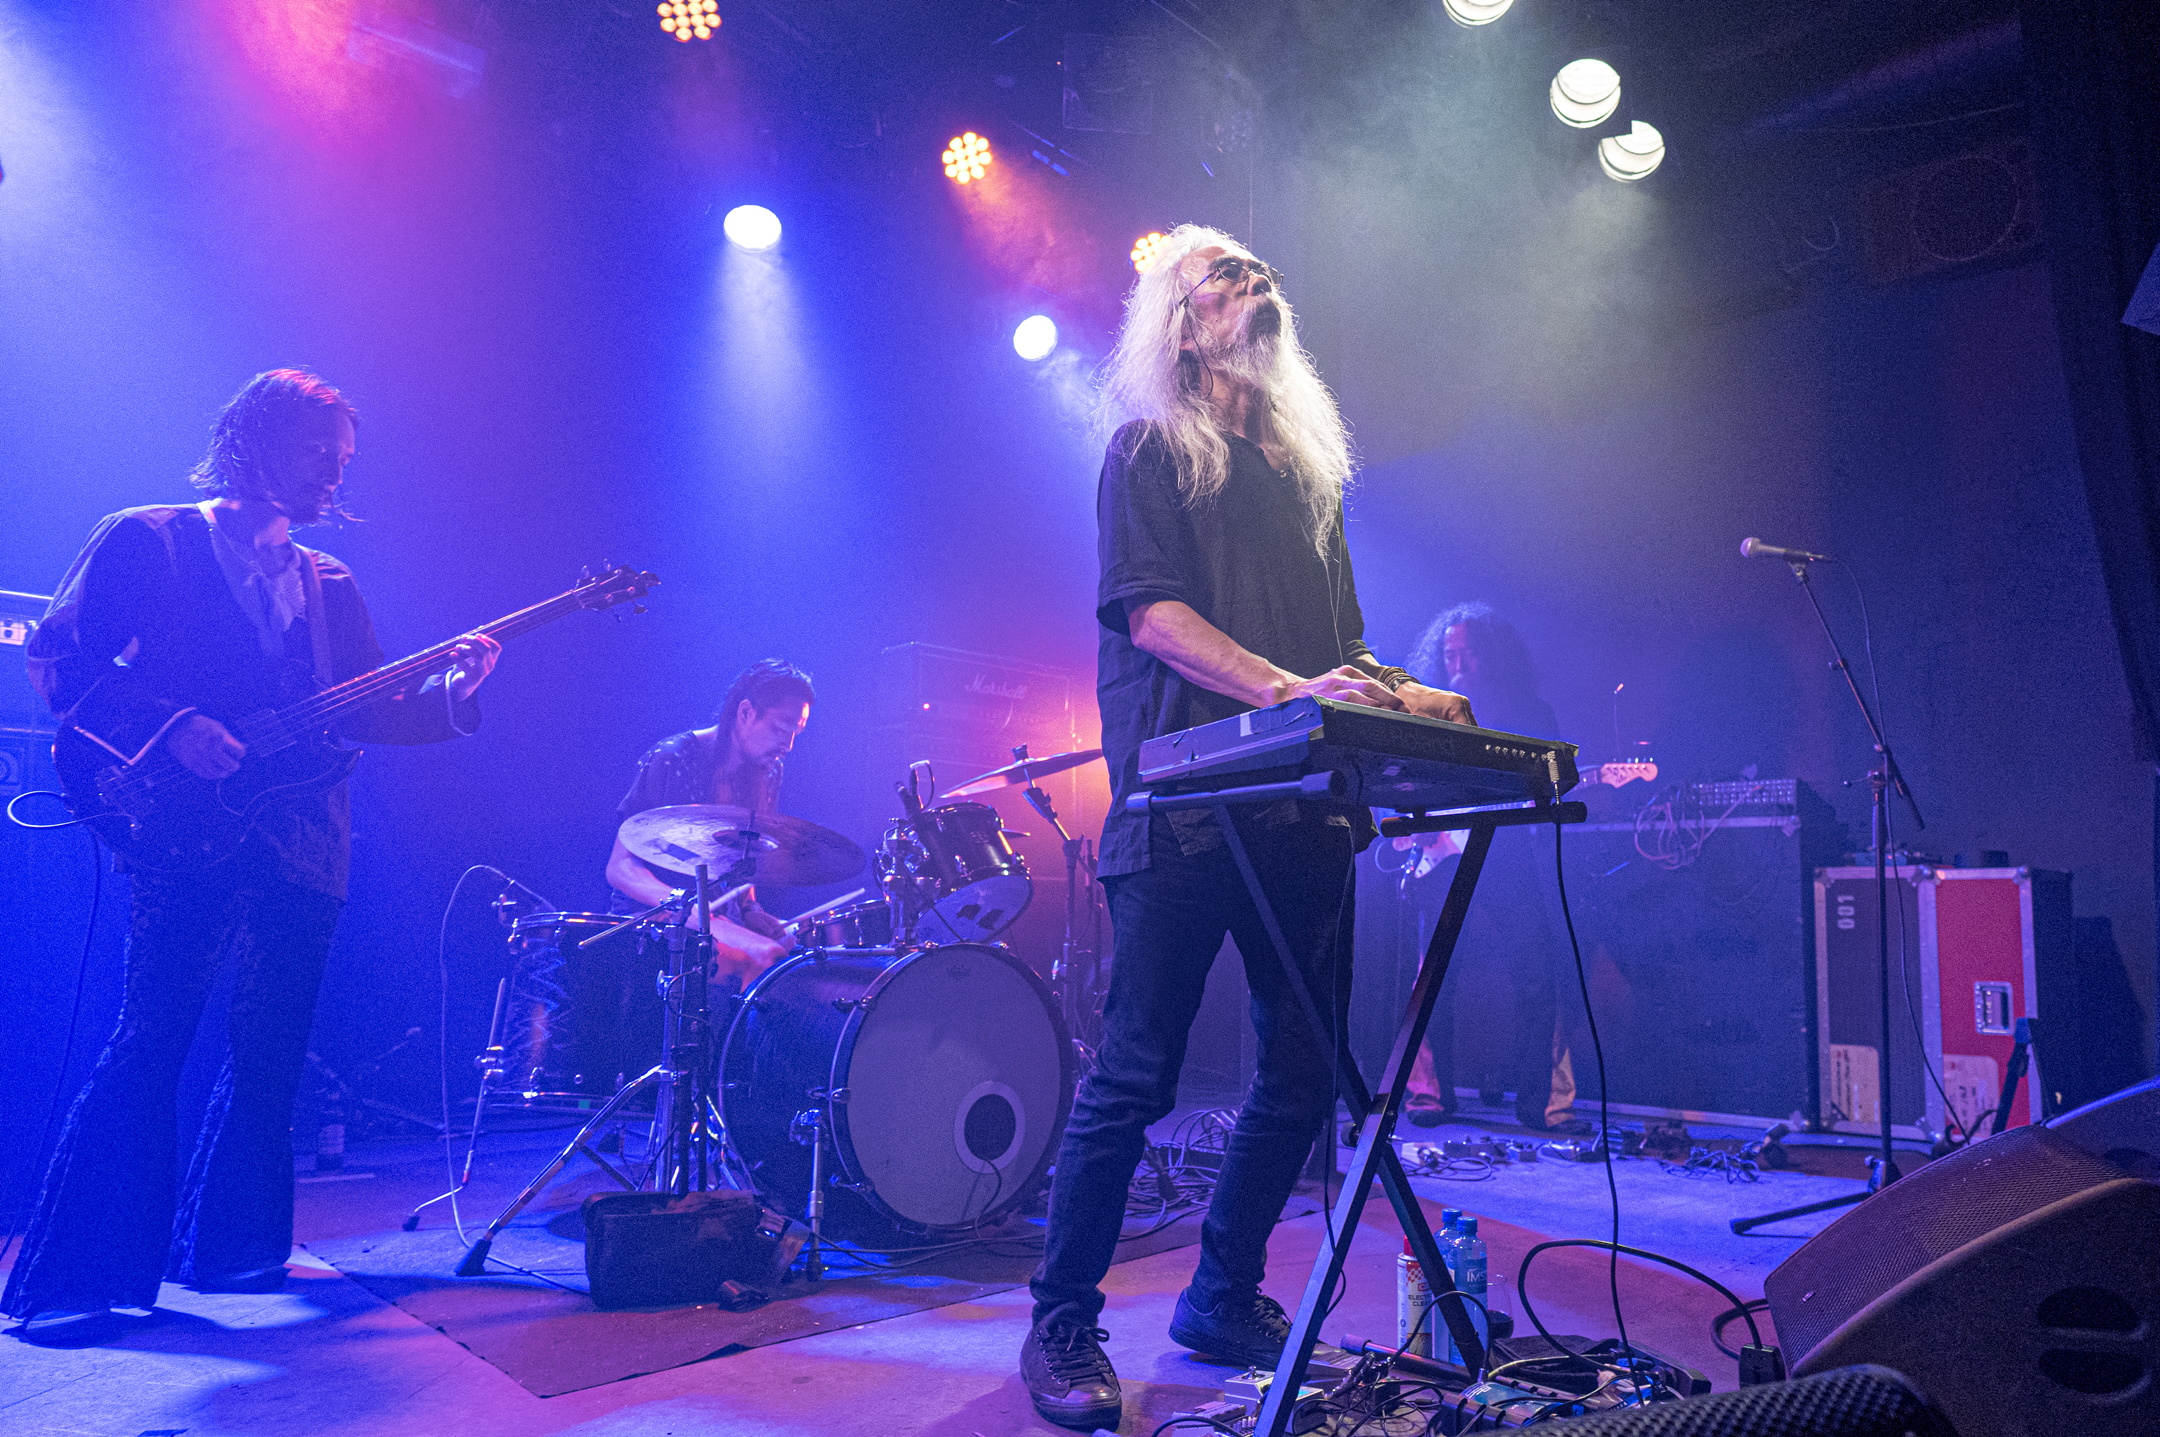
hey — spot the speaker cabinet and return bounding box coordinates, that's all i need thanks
[1545,799,1842,1122]
[1766,1124,2160,1436]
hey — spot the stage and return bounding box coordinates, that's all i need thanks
[0,1104,1884,1435]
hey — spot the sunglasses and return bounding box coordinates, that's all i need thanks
[1180,254,1284,304]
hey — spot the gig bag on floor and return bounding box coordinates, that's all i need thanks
[581,1190,782,1310]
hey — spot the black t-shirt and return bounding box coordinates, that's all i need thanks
[611,729,784,905]
[1095,422,1379,875]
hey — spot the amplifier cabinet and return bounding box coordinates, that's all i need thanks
[1,589,51,732]
[1814,865,2070,1142]
[1550,803,1843,1124]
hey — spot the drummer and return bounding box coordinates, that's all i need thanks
[605,658,815,984]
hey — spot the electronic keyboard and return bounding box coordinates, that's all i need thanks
[1137,696,1579,813]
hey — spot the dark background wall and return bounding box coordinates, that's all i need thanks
[3,0,2148,1215]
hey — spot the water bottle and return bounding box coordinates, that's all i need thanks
[1399,1210,1462,1358]
[1445,1215,1489,1366]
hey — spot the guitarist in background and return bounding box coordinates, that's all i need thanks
[4,369,499,1342]
[1391,602,1581,1134]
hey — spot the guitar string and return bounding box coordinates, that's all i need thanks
[103,578,641,801]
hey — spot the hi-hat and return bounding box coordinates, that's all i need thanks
[940,748,1104,799]
[616,805,865,888]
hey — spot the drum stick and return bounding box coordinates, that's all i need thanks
[782,888,870,934]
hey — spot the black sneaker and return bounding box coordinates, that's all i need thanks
[1022,1304,1121,1430]
[1168,1287,1293,1368]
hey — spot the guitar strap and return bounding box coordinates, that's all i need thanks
[298,547,334,691]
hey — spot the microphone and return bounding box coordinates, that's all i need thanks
[1740,537,1831,563]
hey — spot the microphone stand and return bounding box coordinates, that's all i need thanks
[1733,557,1926,1235]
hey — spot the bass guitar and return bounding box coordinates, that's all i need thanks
[51,564,657,871]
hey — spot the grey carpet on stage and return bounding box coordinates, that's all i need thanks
[307,1190,1308,1397]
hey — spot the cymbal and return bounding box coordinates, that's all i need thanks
[941,747,1105,799]
[617,805,865,888]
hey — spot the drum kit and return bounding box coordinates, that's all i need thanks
[455,744,1107,1281]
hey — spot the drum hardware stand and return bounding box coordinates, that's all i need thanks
[792,1092,832,1283]
[1126,773,1586,1437]
[455,866,737,1278]
[1733,557,1926,1237]
[1007,744,1105,1068]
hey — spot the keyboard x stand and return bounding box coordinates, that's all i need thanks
[1126,771,1587,1437]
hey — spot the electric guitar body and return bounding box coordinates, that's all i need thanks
[51,564,656,873]
[53,719,362,870]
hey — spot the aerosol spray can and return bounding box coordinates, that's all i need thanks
[1396,1236,1433,1358]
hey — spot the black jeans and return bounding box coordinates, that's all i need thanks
[2,847,341,1317]
[1030,813,1356,1325]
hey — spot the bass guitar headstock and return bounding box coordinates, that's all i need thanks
[576,564,660,614]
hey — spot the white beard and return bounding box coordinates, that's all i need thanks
[1195,302,1286,389]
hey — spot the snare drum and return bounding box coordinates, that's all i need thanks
[800,899,893,950]
[908,801,1032,942]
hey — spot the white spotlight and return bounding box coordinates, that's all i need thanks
[1441,0,1514,26]
[1598,121,1666,182]
[1550,58,1621,129]
[723,204,782,251]
[1013,315,1058,361]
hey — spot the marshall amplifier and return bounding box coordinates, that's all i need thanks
[877,642,1079,740]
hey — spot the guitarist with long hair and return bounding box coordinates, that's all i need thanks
[5,370,500,1342]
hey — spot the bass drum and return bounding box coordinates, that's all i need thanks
[722,943,1072,1238]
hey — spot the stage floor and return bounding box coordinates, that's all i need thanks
[0,1105,1893,1437]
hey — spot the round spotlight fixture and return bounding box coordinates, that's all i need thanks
[1550,58,1621,129]
[658,0,719,42]
[1598,121,1666,182]
[942,132,993,185]
[1441,0,1514,25]
[1013,315,1058,361]
[722,204,782,251]
[1130,231,1171,274]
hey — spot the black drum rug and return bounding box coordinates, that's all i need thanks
[307,1177,1314,1398]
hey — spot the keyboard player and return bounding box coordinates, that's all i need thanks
[1020,224,1475,1430]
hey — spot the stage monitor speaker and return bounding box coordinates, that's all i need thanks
[2046,1075,2160,1179]
[1522,1365,1956,1437]
[1764,1121,2160,1437]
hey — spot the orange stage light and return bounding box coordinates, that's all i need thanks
[1130,232,1171,273]
[942,132,993,185]
[659,0,720,42]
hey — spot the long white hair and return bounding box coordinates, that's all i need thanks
[1097,224,1353,553]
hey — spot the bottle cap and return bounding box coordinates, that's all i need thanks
[1441,1207,1462,1228]
[1402,1236,1415,1257]
[1460,1215,1478,1235]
